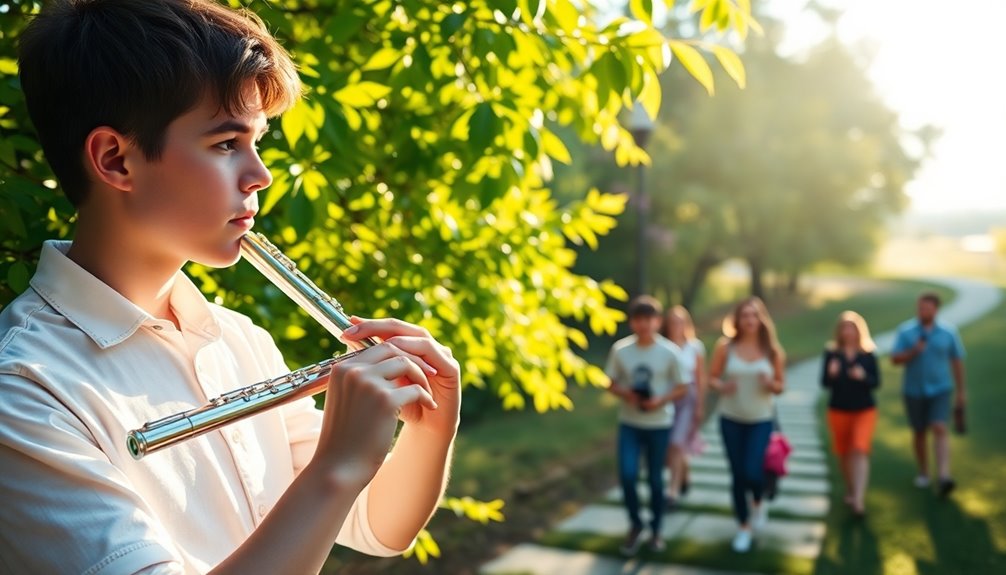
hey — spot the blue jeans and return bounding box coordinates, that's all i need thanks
[720,416,773,525]
[618,423,671,533]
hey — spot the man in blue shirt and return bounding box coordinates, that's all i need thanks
[892,292,966,497]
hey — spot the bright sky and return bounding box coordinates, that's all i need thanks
[771,0,1006,213]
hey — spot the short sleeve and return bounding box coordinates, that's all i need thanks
[604,347,625,384]
[692,339,707,358]
[950,328,966,359]
[892,327,912,355]
[0,375,185,575]
[668,348,685,385]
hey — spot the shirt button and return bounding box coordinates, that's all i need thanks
[151,325,163,331]
[258,504,267,518]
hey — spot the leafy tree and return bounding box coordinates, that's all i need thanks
[565,15,923,306]
[1,0,753,563]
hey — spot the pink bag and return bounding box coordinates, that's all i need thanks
[764,431,793,476]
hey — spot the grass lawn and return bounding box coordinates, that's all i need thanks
[815,291,1006,575]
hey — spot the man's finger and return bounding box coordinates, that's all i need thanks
[380,336,459,382]
[350,340,438,377]
[389,383,438,411]
[344,317,431,340]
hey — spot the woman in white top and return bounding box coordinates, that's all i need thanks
[708,297,786,553]
[662,305,706,506]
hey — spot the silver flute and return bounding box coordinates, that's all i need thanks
[125,231,378,460]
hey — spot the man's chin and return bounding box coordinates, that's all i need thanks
[191,241,243,268]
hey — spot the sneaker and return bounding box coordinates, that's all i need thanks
[731,529,753,553]
[914,475,931,489]
[752,503,769,530]
[665,495,679,512]
[620,527,644,556]
[939,478,957,498]
[649,535,666,553]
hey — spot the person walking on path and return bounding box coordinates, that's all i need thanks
[605,296,688,556]
[661,305,706,508]
[822,311,880,517]
[891,292,966,497]
[708,297,786,553]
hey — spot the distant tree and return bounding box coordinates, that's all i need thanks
[565,18,924,305]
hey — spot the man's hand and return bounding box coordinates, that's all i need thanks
[758,372,777,392]
[312,342,438,486]
[718,380,738,396]
[641,396,665,411]
[848,364,866,381]
[342,317,462,436]
[827,357,842,378]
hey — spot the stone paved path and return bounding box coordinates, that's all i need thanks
[481,278,1001,575]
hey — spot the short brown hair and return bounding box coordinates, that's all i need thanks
[919,292,942,308]
[18,0,301,206]
[628,295,662,319]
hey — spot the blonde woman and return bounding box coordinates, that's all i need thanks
[661,306,706,506]
[708,297,785,553]
[822,311,880,517]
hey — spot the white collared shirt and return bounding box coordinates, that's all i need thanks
[0,241,399,574]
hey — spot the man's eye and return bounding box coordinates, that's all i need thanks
[215,139,238,152]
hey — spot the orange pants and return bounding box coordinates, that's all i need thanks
[827,408,877,456]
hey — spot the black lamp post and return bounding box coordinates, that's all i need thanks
[628,104,655,296]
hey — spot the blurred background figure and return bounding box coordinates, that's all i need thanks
[604,296,687,556]
[661,305,706,508]
[822,311,880,517]
[708,297,786,553]
[891,292,967,497]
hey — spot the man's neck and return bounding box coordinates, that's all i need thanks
[920,318,935,329]
[636,334,656,347]
[68,221,184,327]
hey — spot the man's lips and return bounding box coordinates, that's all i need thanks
[229,211,257,228]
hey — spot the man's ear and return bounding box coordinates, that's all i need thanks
[83,126,137,193]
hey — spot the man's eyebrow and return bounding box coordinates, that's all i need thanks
[204,119,269,137]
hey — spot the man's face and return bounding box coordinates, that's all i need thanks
[918,299,938,324]
[124,86,272,267]
[629,314,660,338]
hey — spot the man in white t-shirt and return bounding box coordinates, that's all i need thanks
[605,296,687,556]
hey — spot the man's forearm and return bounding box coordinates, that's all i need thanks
[953,360,967,395]
[367,423,457,550]
[891,350,915,365]
[211,461,367,575]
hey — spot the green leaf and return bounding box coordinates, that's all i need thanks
[670,40,714,95]
[0,58,17,75]
[441,12,467,37]
[281,99,324,148]
[711,45,746,89]
[629,0,654,25]
[638,68,661,120]
[540,129,572,164]
[334,82,392,108]
[327,12,366,43]
[518,0,546,24]
[6,262,29,294]
[468,103,498,152]
[362,47,400,71]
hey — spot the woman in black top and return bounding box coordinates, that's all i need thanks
[822,311,880,516]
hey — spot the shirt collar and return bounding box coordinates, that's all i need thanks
[29,240,220,349]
